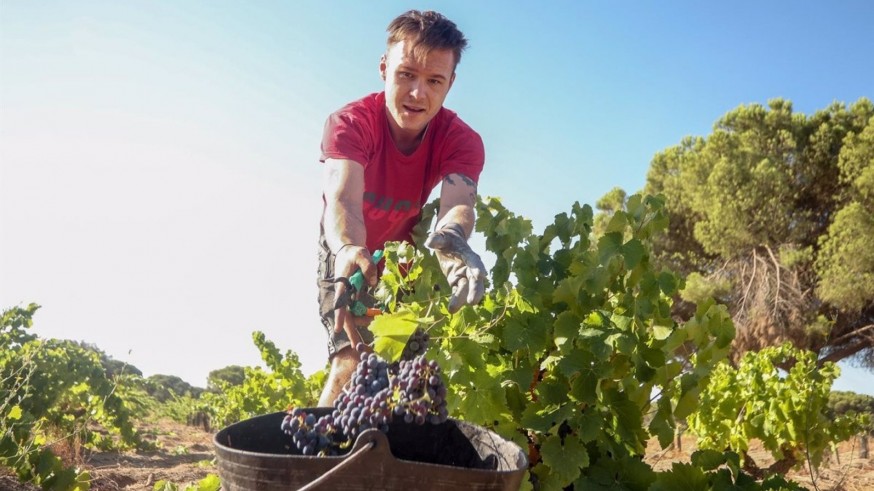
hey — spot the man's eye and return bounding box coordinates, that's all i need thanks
[429,79,442,85]
[398,72,412,79]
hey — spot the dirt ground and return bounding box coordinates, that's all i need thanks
[0,419,215,491]
[644,434,874,491]
[85,420,216,490]
[2,420,873,490]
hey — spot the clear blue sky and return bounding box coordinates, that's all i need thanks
[1,1,872,394]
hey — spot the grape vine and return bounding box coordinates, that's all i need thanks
[366,194,748,490]
[688,343,865,478]
[197,331,324,429]
[1,303,146,489]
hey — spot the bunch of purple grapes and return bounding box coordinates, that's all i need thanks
[332,351,394,440]
[392,354,449,425]
[401,328,430,360]
[281,347,449,456]
[280,408,337,456]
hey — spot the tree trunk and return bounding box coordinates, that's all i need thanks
[861,434,869,459]
[675,426,683,453]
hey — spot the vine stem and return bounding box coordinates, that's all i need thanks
[802,384,821,491]
[829,436,858,491]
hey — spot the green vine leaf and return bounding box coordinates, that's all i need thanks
[540,433,589,486]
[649,462,709,491]
[368,310,423,363]
[455,370,506,425]
[622,239,646,269]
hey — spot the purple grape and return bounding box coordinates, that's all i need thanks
[401,329,429,360]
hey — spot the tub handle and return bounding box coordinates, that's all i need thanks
[296,437,378,490]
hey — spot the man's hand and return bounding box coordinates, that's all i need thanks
[332,245,377,350]
[424,223,485,313]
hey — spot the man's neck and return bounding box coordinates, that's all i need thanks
[386,112,427,155]
[393,129,426,155]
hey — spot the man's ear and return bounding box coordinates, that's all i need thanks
[379,54,387,81]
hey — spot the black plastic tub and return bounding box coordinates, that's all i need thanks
[213,409,528,490]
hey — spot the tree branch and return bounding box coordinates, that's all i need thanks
[739,250,757,315]
[818,332,874,366]
[828,323,874,348]
[765,245,782,316]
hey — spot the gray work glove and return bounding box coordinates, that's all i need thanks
[424,223,485,313]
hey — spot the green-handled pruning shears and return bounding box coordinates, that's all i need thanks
[333,249,384,317]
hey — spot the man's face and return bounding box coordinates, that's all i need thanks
[380,40,456,142]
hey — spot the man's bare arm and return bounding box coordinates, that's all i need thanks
[435,172,478,237]
[321,158,376,345]
[322,159,367,253]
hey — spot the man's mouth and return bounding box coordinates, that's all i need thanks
[403,104,426,113]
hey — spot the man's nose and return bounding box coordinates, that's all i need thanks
[409,79,425,99]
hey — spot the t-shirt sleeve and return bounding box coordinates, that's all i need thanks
[320,110,371,166]
[439,122,485,183]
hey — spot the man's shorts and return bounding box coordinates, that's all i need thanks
[317,234,375,358]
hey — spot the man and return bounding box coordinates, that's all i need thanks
[317,10,486,406]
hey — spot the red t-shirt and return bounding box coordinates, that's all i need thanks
[320,92,485,251]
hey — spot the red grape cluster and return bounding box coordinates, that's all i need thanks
[393,355,449,425]
[280,347,449,456]
[333,352,393,440]
[280,407,337,456]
